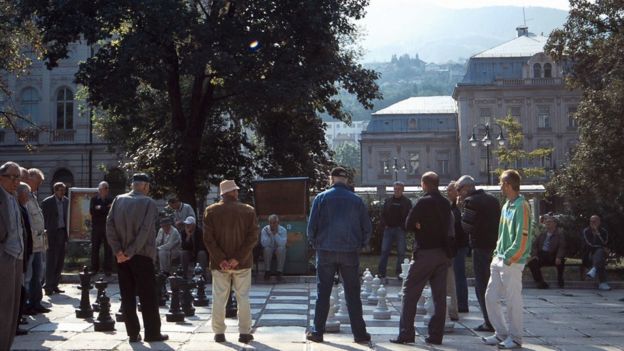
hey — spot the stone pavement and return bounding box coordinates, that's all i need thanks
[11,278,624,351]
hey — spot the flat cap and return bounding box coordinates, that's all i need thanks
[330,167,349,178]
[131,173,151,183]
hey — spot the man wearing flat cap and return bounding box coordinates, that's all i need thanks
[155,216,181,275]
[203,179,258,344]
[307,167,372,344]
[106,173,168,343]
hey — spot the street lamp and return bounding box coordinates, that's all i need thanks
[468,123,505,185]
[383,157,407,182]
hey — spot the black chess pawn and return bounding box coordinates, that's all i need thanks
[193,274,210,307]
[75,266,94,318]
[93,292,115,332]
[166,273,185,322]
[92,276,108,312]
[156,272,168,307]
[181,278,196,317]
[225,283,237,319]
[115,296,125,322]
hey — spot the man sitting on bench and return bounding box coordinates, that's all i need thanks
[260,214,287,281]
[527,215,566,289]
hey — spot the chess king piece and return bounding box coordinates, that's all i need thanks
[368,274,381,305]
[373,284,391,320]
[75,266,94,318]
[92,276,108,312]
[93,292,115,332]
[166,272,185,322]
[325,284,341,332]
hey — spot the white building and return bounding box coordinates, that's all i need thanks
[325,120,369,148]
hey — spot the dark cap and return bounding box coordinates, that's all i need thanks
[131,173,151,183]
[330,167,349,178]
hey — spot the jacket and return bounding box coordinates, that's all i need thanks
[41,195,69,240]
[405,190,450,250]
[381,195,412,230]
[531,228,565,258]
[203,198,258,270]
[25,193,46,252]
[451,201,469,248]
[461,189,501,250]
[307,182,372,252]
[496,195,534,265]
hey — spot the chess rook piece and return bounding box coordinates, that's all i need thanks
[93,292,115,332]
[92,276,108,312]
[75,266,94,318]
[193,273,210,307]
[181,278,196,317]
[166,273,186,322]
[115,296,125,322]
[373,284,391,320]
[334,288,350,324]
[325,284,341,332]
[367,275,381,305]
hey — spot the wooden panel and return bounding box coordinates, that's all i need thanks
[253,177,309,220]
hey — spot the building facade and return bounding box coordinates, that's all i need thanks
[325,120,369,148]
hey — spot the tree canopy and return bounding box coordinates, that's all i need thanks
[20,0,380,206]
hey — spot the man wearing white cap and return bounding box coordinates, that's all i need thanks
[180,216,208,275]
[203,179,258,344]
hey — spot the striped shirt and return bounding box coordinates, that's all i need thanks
[495,194,533,265]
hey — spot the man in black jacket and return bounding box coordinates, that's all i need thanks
[377,181,412,279]
[447,180,469,313]
[89,181,113,276]
[41,182,68,295]
[456,175,500,333]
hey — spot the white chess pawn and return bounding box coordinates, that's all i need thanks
[373,284,391,320]
[361,268,371,298]
[368,275,381,305]
[361,271,373,300]
[335,288,350,324]
[326,286,341,332]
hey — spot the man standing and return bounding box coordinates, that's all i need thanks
[447,181,469,313]
[307,167,371,344]
[260,214,287,282]
[456,175,500,332]
[528,215,566,289]
[203,180,258,344]
[41,182,68,295]
[482,170,533,350]
[390,171,451,346]
[0,161,25,350]
[89,181,113,276]
[106,173,168,343]
[167,196,196,232]
[377,181,411,280]
[582,215,611,290]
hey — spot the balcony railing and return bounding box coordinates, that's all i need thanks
[494,77,562,86]
[51,129,76,143]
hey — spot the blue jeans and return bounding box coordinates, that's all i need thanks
[452,246,469,311]
[26,252,44,308]
[472,247,493,326]
[377,227,406,277]
[312,250,368,339]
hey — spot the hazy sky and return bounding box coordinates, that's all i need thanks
[367,0,570,10]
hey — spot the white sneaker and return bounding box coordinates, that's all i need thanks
[497,336,522,349]
[598,282,611,291]
[586,267,596,279]
[482,335,502,345]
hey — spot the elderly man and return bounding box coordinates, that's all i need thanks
[307,167,371,344]
[16,182,33,335]
[89,181,113,276]
[106,173,168,343]
[528,215,566,289]
[260,214,287,282]
[204,180,258,344]
[42,182,68,295]
[0,161,25,350]
[166,196,196,232]
[377,181,411,280]
[156,217,181,275]
[179,216,208,276]
[447,180,469,313]
[582,215,611,291]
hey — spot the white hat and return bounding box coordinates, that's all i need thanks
[183,216,196,225]
[219,179,240,196]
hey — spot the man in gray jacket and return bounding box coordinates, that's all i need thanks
[106,173,167,343]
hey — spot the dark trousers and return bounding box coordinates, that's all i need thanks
[0,252,22,351]
[312,250,368,339]
[90,226,112,273]
[528,251,565,284]
[586,248,608,283]
[45,229,66,292]
[472,247,493,326]
[117,255,161,338]
[398,248,449,342]
[452,246,469,311]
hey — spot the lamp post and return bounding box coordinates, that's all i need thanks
[383,157,407,182]
[468,123,505,185]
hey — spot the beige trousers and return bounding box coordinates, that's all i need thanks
[446,265,459,320]
[211,268,252,334]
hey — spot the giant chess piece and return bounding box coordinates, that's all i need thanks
[193,264,210,307]
[325,283,341,332]
[93,292,115,331]
[225,283,238,318]
[156,272,168,307]
[373,284,391,320]
[444,296,456,333]
[166,272,185,322]
[181,277,196,317]
[398,259,411,300]
[115,297,125,322]
[334,288,350,324]
[92,276,108,312]
[75,266,94,318]
[423,293,434,324]
[361,271,373,300]
[367,275,381,305]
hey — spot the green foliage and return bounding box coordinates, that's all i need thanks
[332,142,361,183]
[545,0,624,256]
[494,115,553,179]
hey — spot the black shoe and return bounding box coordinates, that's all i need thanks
[53,288,65,294]
[239,333,254,343]
[276,272,283,282]
[425,336,442,345]
[306,331,323,343]
[474,323,495,332]
[354,333,371,344]
[128,334,142,343]
[16,328,28,336]
[389,336,415,344]
[34,306,51,313]
[214,333,226,342]
[264,271,271,281]
[536,281,549,289]
[144,334,169,342]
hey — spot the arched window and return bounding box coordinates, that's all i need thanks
[544,63,552,78]
[51,168,74,191]
[56,87,74,129]
[20,87,40,126]
[533,63,542,78]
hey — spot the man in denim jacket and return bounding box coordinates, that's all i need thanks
[306,167,372,344]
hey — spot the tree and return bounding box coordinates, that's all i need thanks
[494,115,553,179]
[333,142,361,183]
[545,0,624,255]
[21,0,380,207]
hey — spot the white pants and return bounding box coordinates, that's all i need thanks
[211,268,252,334]
[446,265,458,319]
[485,257,525,344]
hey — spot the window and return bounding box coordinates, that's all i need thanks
[537,105,551,129]
[56,87,74,129]
[436,152,450,175]
[568,106,578,128]
[479,107,492,126]
[507,106,521,120]
[544,63,552,78]
[378,151,391,177]
[408,152,420,175]
[20,87,40,126]
[533,63,542,78]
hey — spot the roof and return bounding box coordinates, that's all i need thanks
[473,34,548,58]
[373,96,457,115]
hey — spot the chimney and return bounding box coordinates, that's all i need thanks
[516,25,529,37]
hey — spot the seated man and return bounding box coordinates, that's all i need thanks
[179,216,209,277]
[156,217,181,275]
[582,215,611,291]
[260,214,287,281]
[527,215,566,289]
